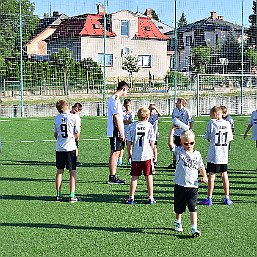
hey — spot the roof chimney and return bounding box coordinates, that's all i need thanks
[145,8,153,18]
[210,11,217,21]
[44,13,49,19]
[96,3,105,14]
[218,15,224,21]
[52,11,59,17]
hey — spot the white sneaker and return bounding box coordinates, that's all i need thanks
[175,221,183,232]
[192,228,201,237]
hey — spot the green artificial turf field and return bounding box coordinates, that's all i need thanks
[0,115,256,256]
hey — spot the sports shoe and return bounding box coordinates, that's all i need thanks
[167,163,175,169]
[117,159,122,166]
[69,196,81,203]
[126,198,134,204]
[56,196,63,202]
[154,161,158,167]
[108,176,125,185]
[174,221,183,232]
[76,162,82,167]
[192,228,201,238]
[148,198,156,204]
[224,198,233,205]
[199,198,212,206]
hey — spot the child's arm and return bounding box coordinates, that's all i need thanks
[127,141,132,160]
[168,126,176,150]
[243,124,252,139]
[200,167,208,184]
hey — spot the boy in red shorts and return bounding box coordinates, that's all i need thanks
[126,107,156,204]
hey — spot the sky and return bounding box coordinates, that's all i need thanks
[31,0,253,27]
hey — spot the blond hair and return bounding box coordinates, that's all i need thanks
[56,100,68,113]
[210,106,222,115]
[177,97,187,107]
[180,129,195,141]
[137,107,150,121]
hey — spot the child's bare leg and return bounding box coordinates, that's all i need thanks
[208,172,216,198]
[145,174,154,198]
[69,169,77,194]
[129,176,139,197]
[153,145,157,162]
[56,169,64,192]
[175,213,182,221]
[221,171,229,196]
[190,212,197,227]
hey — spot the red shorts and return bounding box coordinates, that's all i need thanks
[130,160,153,176]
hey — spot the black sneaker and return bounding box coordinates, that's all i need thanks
[108,176,125,185]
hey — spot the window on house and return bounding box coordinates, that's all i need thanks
[93,24,99,29]
[98,53,113,66]
[185,36,192,46]
[145,26,151,31]
[121,21,129,36]
[138,55,151,67]
[215,34,219,44]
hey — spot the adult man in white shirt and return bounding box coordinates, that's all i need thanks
[107,81,129,184]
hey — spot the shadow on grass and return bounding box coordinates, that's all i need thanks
[1,160,55,166]
[1,195,55,201]
[0,222,193,238]
[0,176,55,182]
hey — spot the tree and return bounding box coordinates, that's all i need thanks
[50,48,74,95]
[178,12,187,28]
[191,46,211,73]
[144,9,159,21]
[0,0,39,59]
[248,1,257,46]
[122,55,140,86]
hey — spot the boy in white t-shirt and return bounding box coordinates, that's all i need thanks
[199,106,233,206]
[243,110,257,147]
[126,107,156,204]
[54,100,80,202]
[168,127,207,237]
[117,99,135,166]
[70,103,82,166]
[148,103,161,167]
[169,98,193,169]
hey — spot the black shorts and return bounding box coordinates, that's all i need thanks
[174,136,181,146]
[109,137,124,152]
[56,150,77,170]
[174,184,198,214]
[207,162,227,173]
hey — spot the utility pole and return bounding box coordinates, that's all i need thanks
[19,0,24,117]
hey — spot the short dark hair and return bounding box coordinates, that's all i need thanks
[123,99,131,105]
[72,102,82,111]
[117,81,128,91]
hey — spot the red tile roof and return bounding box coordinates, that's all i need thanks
[79,13,116,37]
[135,17,169,40]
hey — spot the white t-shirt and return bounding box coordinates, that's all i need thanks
[249,110,257,140]
[172,107,193,136]
[205,119,233,164]
[173,146,204,188]
[123,110,135,139]
[107,94,124,137]
[127,121,155,161]
[54,112,79,152]
[148,113,159,138]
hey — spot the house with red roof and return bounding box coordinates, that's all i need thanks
[44,5,173,80]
